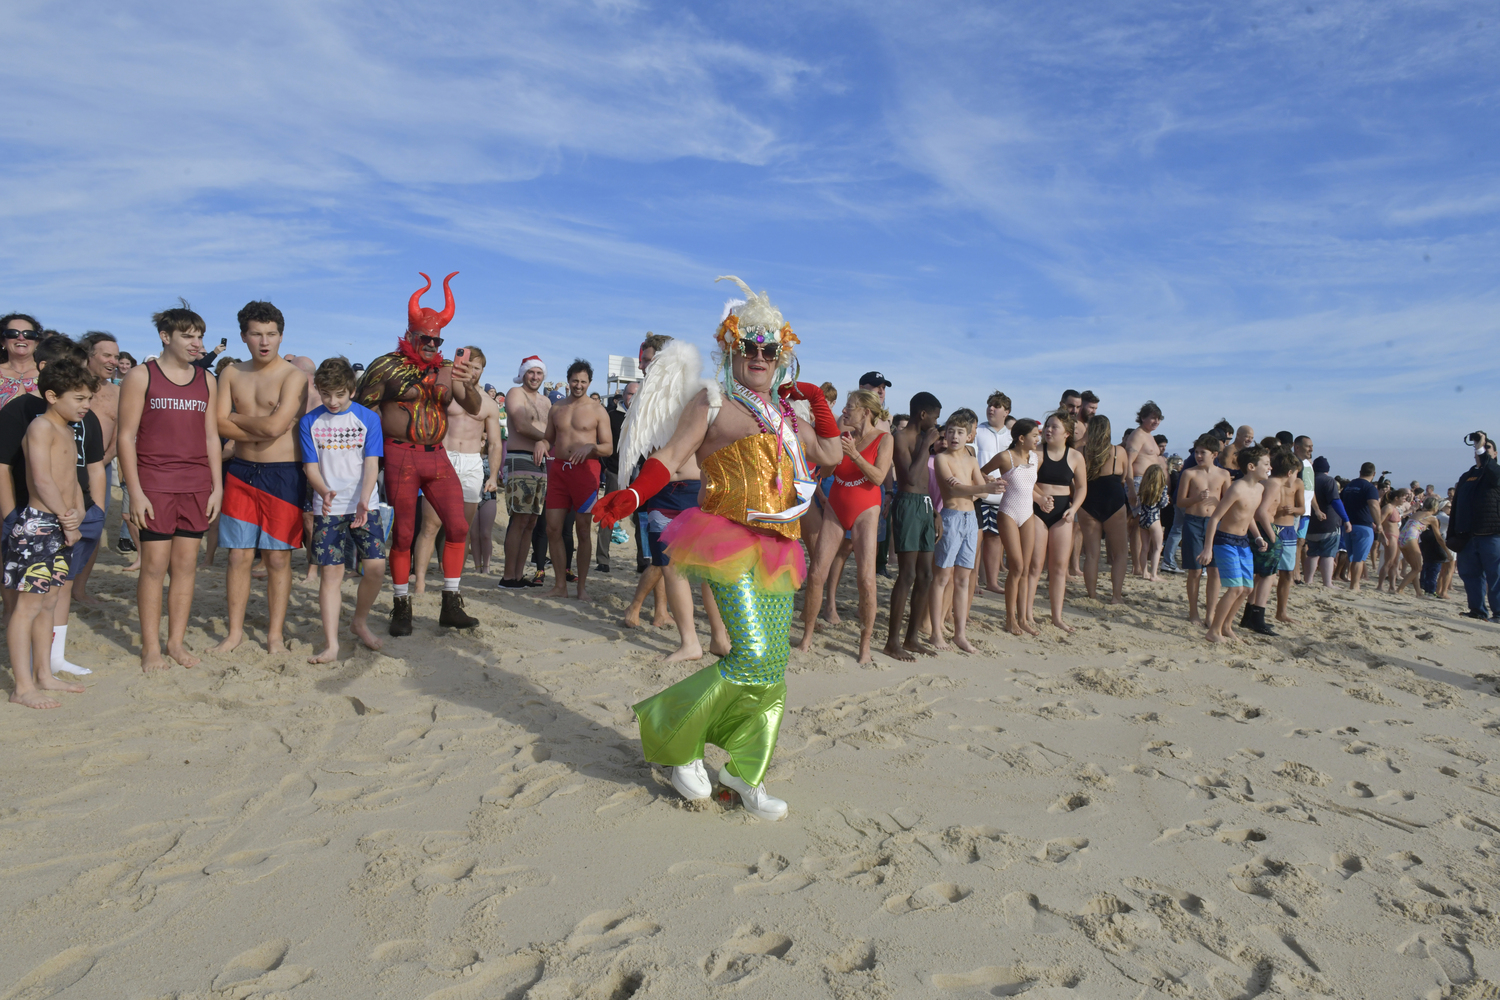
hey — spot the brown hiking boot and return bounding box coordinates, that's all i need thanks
[439,590,479,629]
[389,594,413,636]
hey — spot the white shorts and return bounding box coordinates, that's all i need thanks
[447,450,485,505]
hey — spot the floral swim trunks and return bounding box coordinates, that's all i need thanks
[3,507,71,594]
[312,513,387,567]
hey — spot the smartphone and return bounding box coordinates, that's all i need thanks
[454,347,470,365]
[219,337,227,348]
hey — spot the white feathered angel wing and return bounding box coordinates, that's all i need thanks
[618,341,720,485]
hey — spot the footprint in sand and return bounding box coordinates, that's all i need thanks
[825,940,877,974]
[202,837,330,881]
[1328,852,1365,879]
[211,939,314,993]
[702,924,793,985]
[884,881,971,914]
[670,853,813,895]
[414,954,544,1000]
[4,945,98,997]
[566,910,661,954]
[930,963,1080,994]
[1002,891,1067,933]
[1034,837,1088,864]
[1215,828,1268,845]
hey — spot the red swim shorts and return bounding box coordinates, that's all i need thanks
[545,458,601,513]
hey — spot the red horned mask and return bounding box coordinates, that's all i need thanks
[407,271,458,338]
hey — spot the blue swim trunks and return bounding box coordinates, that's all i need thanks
[1183,513,1213,569]
[1213,531,1254,589]
[645,479,702,567]
[219,458,307,550]
[1346,524,1375,563]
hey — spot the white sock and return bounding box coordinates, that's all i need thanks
[394,583,409,597]
[443,578,460,593]
[51,626,91,675]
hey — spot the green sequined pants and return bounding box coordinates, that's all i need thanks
[632,570,793,786]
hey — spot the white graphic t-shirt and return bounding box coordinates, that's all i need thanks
[298,402,384,516]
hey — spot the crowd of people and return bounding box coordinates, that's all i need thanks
[3,283,1497,726]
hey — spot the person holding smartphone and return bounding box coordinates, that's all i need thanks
[353,272,483,635]
[192,336,230,371]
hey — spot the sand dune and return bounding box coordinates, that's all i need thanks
[4,518,1500,999]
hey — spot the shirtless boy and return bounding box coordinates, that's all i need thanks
[1198,446,1270,643]
[884,391,942,662]
[929,410,1001,653]
[213,302,309,654]
[500,356,549,587]
[413,346,502,593]
[1246,449,1303,633]
[118,302,222,672]
[1124,401,1165,567]
[536,359,612,600]
[5,362,97,707]
[70,332,120,602]
[1179,434,1230,624]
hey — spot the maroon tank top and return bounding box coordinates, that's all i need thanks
[137,360,211,493]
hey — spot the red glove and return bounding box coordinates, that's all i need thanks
[593,458,671,528]
[779,381,840,439]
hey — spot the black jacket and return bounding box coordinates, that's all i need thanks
[1449,455,1500,546]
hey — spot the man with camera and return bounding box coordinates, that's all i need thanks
[1449,431,1500,621]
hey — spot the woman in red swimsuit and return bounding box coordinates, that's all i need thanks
[796,390,893,664]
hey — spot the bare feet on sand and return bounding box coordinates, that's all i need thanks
[211,633,244,655]
[709,637,731,657]
[73,590,102,607]
[309,644,339,664]
[167,641,201,668]
[124,560,141,572]
[953,635,976,653]
[547,585,569,599]
[12,688,67,708]
[905,638,937,657]
[1050,616,1076,634]
[352,621,383,652]
[1020,618,1041,637]
[882,639,916,663]
[664,639,703,663]
[141,651,169,673]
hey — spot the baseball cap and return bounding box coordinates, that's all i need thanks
[859,371,892,388]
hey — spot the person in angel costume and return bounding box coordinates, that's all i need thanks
[595,277,842,820]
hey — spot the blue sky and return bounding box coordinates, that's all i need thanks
[2,0,1496,479]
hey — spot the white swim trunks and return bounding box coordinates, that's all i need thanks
[447,450,485,505]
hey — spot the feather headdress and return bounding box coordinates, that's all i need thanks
[713,276,799,357]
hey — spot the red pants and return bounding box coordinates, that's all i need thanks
[386,440,468,585]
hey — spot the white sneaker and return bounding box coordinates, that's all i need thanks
[669,760,712,801]
[716,769,788,822]
[53,662,92,676]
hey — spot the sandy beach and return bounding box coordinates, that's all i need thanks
[4,511,1500,1000]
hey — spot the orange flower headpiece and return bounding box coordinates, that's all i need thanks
[714,275,798,357]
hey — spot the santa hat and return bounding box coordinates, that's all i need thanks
[514,355,545,385]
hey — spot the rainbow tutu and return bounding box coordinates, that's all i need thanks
[660,507,806,593]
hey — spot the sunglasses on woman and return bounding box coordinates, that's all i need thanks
[739,339,780,362]
[2,328,40,341]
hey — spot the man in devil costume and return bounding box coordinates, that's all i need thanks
[355,272,483,635]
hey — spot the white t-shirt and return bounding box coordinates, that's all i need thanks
[974,422,1012,504]
[1302,459,1315,516]
[298,402,383,516]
